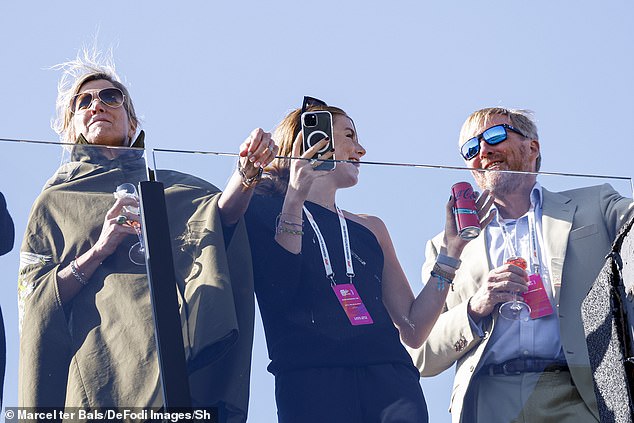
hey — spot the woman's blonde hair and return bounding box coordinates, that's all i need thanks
[51,45,138,144]
[257,104,349,196]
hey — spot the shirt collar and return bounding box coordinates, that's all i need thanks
[490,182,543,227]
[530,182,543,211]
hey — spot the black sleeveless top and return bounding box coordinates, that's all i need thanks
[245,194,417,376]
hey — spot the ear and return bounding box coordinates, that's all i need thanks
[128,122,137,145]
[530,139,540,170]
[128,122,136,139]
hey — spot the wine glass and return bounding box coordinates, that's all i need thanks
[498,256,531,321]
[114,183,145,265]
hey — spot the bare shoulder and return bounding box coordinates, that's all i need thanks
[345,212,390,244]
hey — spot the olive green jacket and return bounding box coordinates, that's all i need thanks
[18,140,253,422]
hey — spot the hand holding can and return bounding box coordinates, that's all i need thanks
[451,182,481,240]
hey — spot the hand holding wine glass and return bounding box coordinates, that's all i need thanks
[113,183,145,265]
[466,257,530,324]
[498,256,531,321]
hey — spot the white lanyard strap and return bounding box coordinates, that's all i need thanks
[500,222,518,261]
[499,209,520,260]
[499,205,541,274]
[303,204,355,284]
[527,210,541,274]
[336,206,355,279]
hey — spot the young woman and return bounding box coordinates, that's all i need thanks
[237,98,494,423]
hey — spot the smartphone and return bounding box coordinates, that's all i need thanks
[301,110,335,171]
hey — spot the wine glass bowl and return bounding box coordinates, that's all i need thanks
[114,183,145,265]
[499,256,531,321]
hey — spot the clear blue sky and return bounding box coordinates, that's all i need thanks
[1,1,633,422]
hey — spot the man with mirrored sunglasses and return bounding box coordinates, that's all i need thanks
[409,107,634,423]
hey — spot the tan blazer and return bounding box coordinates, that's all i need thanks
[408,184,634,423]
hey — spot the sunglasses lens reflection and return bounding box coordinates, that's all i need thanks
[482,125,507,145]
[99,88,124,107]
[73,93,93,112]
[462,138,480,160]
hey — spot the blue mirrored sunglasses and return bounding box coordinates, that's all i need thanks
[460,124,527,160]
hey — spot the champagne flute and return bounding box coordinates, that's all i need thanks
[114,183,145,265]
[498,256,531,321]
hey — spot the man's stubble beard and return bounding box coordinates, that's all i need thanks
[472,169,533,198]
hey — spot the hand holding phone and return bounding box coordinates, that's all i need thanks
[301,111,335,171]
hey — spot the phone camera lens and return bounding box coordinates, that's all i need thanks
[303,113,318,127]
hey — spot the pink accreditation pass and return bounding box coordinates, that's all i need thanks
[332,283,374,326]
[521,274,554,319]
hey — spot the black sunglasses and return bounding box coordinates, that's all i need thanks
[293,96,328,139]
[460,124,527,160]
[301,96,327,114]
[70,87,126,114]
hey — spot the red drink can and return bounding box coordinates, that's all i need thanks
[451,182,481,240]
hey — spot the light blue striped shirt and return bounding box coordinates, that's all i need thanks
[475,182,564,366]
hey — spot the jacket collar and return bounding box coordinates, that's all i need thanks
[74,130,145,148]
[70,131,146,168]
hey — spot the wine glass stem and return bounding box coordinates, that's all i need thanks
[134,227,145,250]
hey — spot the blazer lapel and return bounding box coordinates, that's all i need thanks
[541,189,576,304]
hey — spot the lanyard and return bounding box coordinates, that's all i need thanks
[499,205,542,274]
[527,210,542,274]
[303,204,355,285]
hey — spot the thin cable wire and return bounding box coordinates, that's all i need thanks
[2,138,631,193]
[0,137,141,149]
[151,147,632,182]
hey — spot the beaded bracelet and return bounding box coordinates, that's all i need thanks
[437,253,461,269]
[276,213,304,228]
[70,259,88,286]
[276,225,304,236]
[431,263,455,291]
[237,160,263,189]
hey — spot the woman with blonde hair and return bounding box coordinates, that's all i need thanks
[18,47,275,422]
